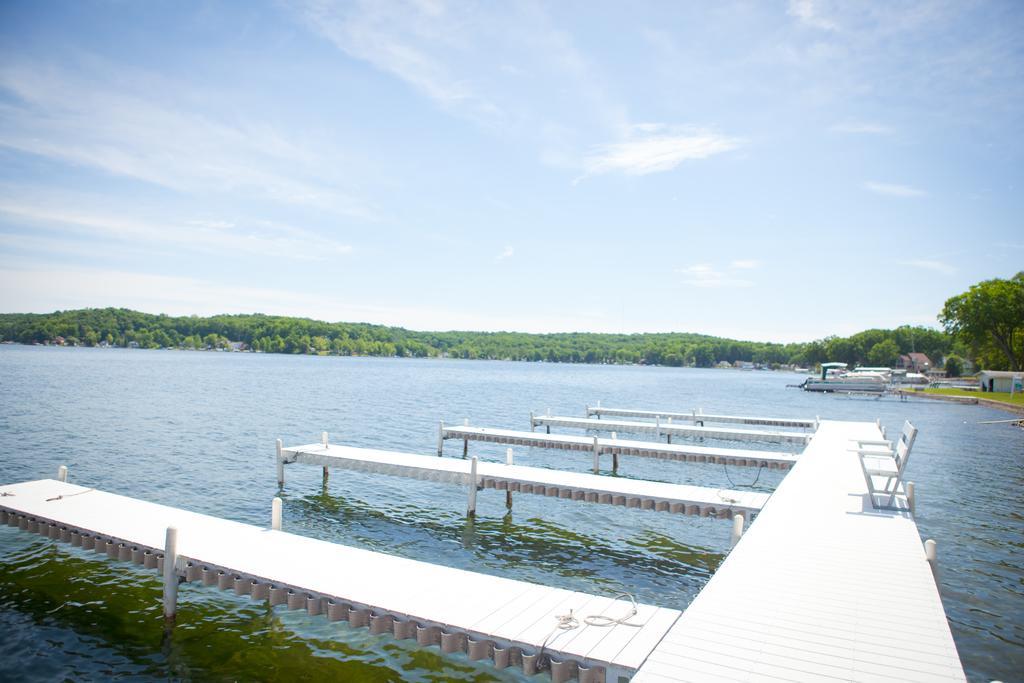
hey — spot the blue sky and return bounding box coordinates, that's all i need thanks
[0,1,1020,342]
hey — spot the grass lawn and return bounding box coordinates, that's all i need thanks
[922,387,1024,407]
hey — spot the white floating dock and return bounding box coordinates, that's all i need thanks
[0,478,679,681]
[441,425,799,470]
[533,415,811,446]
[587,406,817,430]
[281,443,769,520]
[632,420,966,682]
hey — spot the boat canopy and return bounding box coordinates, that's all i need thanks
[820,361,848,379]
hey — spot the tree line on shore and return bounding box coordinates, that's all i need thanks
[1,272,1019,371]
[0,307,955,369]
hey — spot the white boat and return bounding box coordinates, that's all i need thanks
[800,362,888,393]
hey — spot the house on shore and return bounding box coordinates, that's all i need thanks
[978,370,1023,393]
[898,352,932,372]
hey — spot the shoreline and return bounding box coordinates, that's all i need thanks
[897,389,1024,416]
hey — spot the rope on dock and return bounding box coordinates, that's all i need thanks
[538,592,643,670]
[45,489,94,502]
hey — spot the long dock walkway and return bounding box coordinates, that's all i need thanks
[587,406,817,430]
[441,425,799,470]
[531,415,811,446]
[0,478,679,681]
[281,443,769,520]
[632,420,966,682]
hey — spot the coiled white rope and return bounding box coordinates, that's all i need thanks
[538,592,644,668]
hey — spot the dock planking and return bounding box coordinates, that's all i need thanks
[631,420,966,682]
[586,406,817,430]
[440,425,799,470]
[0,478,679,682]
[532,415,811,446]
[280,442,769,520]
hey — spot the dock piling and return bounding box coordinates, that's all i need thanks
[276,438,284,487]
[530,411,535,432]
[162,526,179,622]
[667,417,673,444]
[321,433,329,483]
[437,421,445,456]
[272,497,282,530]
[907,481,915,516]
[925,539,938,581]
[57,465,67,483]
[730,513,744,547]
[592,436,600,473]
[467,457,479,517]
[505,448,514,508]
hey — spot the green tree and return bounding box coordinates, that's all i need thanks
[944,354,964,377]
[940,272,1024,371]
[866,339,900,367]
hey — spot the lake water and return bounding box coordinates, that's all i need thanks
[0,346,1020,681]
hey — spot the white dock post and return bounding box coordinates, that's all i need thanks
[592,436,600,474]
[530,411,536,432]
[730,514,744,548]
[57,465,67,483]
[321,432,329,483]
[162,526,179,622]
[924,539,938,583]
[462,419,469,457]
[271,497,282,530]
[437,420,445,456]
[666,417,673,444]
[907,481,915,515]
[655,415,661,441]
[276,438,284,487]
[467,456,479,517]
[506,447,514,465]
[464,417,469,426]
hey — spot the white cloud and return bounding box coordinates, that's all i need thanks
[296,0,502,121]
[830,122,893,134]
[675,263,753,288]
[0,62,374,219]
[496,245,515,261]
[899,259,956,275]
[582,128,741,177]
[730,259,760,269]
[788,0,838,30]
[864,181,927,198]
[0,199,352,261]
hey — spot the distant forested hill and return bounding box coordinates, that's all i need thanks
[0,307,955,369]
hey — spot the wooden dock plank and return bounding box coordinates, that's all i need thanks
[0,479,680,677]
[282,443,769,519]
[533,415,811,445]
[441,426,799,470]
[631,420,966,682]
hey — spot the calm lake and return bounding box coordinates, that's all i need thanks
[0,346,1020,681]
